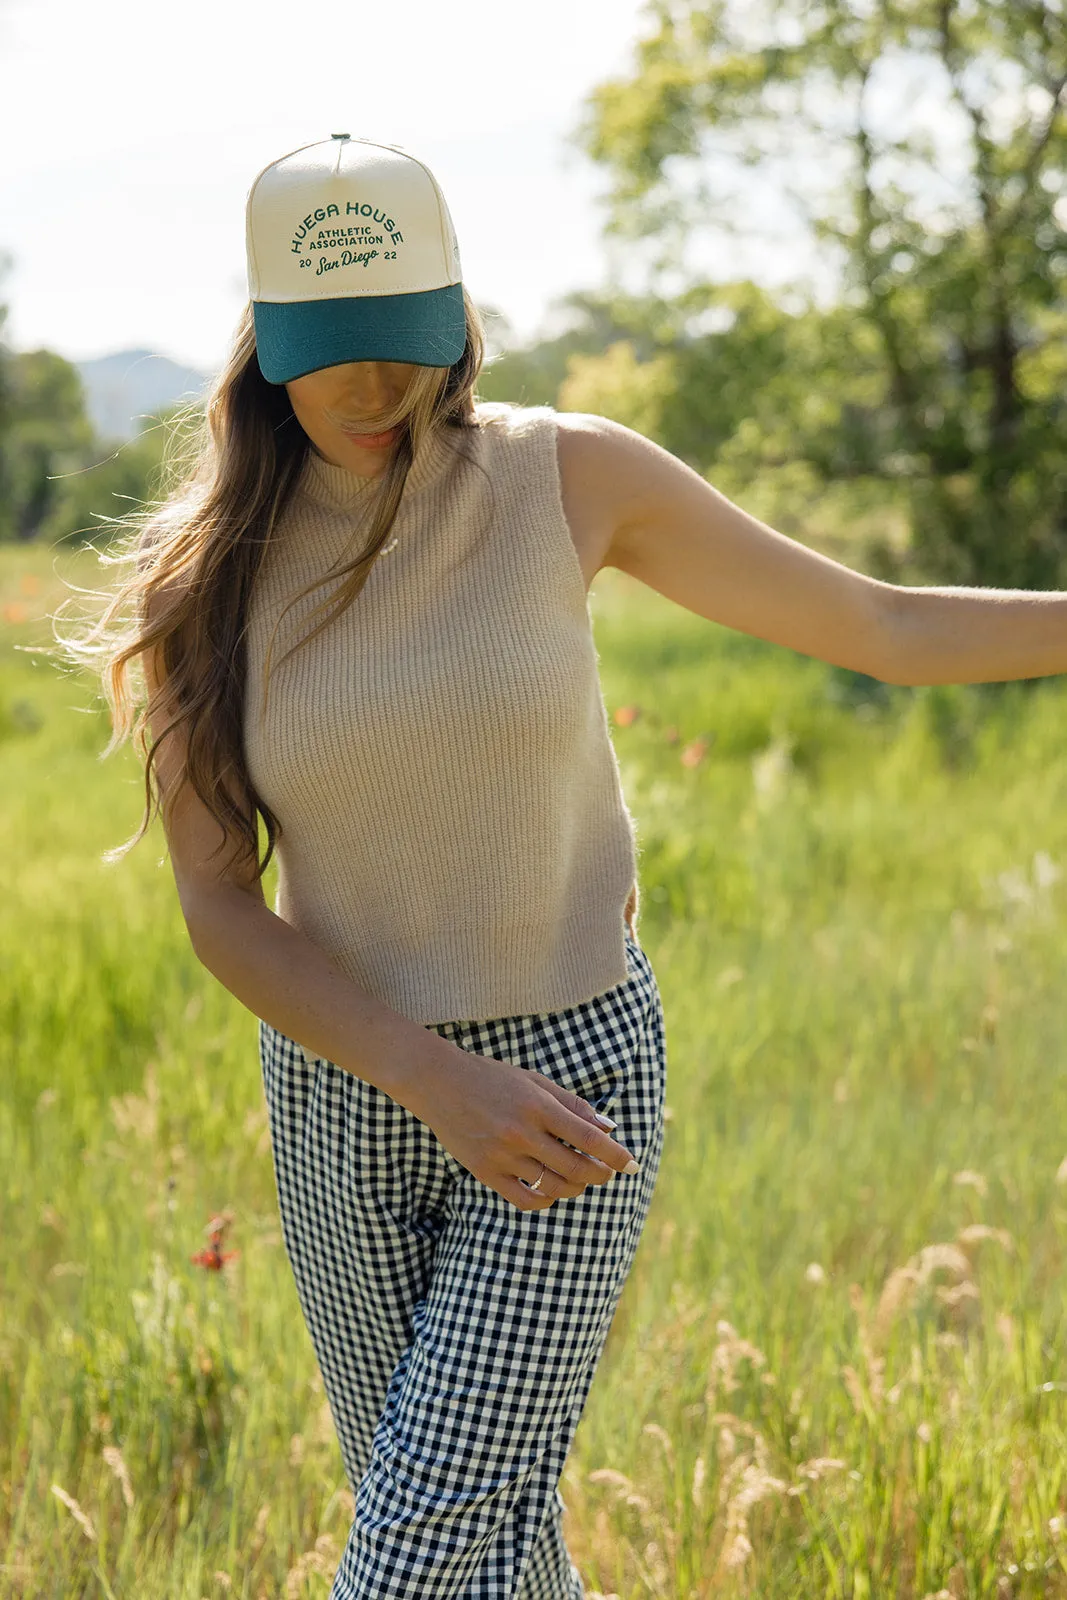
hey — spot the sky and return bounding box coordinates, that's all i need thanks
[0,0,670,375]
[0,0,978,380]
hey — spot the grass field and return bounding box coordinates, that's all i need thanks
[3,535,1067,1598]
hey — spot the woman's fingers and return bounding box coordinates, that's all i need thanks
[527,1137,615,1191]
[514,1158,581,1207]
[517,1153,577,1200]
[412,1044,639,1212]
[537,1093,639,1176]
[503,1174,555,1212]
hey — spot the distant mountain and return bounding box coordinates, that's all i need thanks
[74,348,214,442]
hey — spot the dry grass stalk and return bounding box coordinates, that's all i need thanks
[284,1533,340,1597]
[934,1282,980,1313]
[952,1169,988,1197]
[109,1059,161,1143]
[705,1319,770,1405]
[50,1485,97,1543]
[640,1538,671,1591]
[995,1311,1017,1352]
[916,1244,972,1278]
[589,1459,677,1593]
[101,1445,135,1508]
[873,1267,922,1348]
[715,1449,754,1509]
[311,1400,337,1446]
[714,1460,789,1579]
[841,1363,868,1417]
[710,1412,774,1471]
[642,1421,675,1467]
[848,1283,887,1405]
[587,1467,654,1518]
[956,1223,1014,1255]
[715,1420,738,1464]
[871,1243,977,1348]
[588,1468,634,1494]
[794,1457,847,1483]
[249,1502,270,1559]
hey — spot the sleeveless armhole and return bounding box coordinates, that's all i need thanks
[505,404,592,625]
[513,404,641,938]
[542,408,593,614]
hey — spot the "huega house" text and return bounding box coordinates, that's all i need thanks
[291,201,404,253]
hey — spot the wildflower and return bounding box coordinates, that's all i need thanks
[191,1212,240,1272]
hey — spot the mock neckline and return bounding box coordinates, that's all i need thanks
[297,422,469,510]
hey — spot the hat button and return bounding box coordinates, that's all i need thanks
[330,131,350,140]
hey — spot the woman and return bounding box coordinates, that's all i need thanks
[81,133,659,1600]
[73,134,1067,1598]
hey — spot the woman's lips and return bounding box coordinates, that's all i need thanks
[341,425,399,449]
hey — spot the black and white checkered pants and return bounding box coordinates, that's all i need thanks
[258,924,667,1599]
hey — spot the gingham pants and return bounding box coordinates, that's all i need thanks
[258,925,667,1599]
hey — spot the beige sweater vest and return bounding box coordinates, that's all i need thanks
[243,400,640,1025]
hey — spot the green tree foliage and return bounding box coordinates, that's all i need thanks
[3,348,96,543]
[50,415,174,550]
[569,0,1067,588]
[0,249,173,548]
[472,298,651,409]
[0,339,176,553]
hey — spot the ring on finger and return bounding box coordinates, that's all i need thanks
[528,1160,547,1192]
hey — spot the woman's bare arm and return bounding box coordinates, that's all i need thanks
[138,613,637,1209]
[186,885,448,1105]
[185,873,640,1211]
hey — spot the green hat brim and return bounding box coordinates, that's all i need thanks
[253,283,466,383]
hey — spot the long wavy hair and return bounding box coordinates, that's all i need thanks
[49,287,497,887]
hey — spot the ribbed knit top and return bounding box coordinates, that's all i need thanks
[242,400,640,1026]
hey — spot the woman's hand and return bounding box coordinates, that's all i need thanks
[405,1036,640,1211]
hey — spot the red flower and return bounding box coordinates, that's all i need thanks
[190,1212,239,1271]
[190,1245,240,1272]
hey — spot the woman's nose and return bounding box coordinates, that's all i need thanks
[345,365,396,407]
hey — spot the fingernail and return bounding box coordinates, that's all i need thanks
[594,1113,617,1130]
[623,1158,640,1175]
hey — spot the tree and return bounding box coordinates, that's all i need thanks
[571,0,1067,588]
[50,413,175,551]
[4,348,95,542]
[473,294,667,410]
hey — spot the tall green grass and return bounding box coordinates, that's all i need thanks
[3,542,1067,1598]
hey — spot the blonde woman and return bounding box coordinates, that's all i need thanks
[75,135,1067,1598]
[83,134,659,1600]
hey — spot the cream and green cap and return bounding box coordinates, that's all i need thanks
[245,133,466,384]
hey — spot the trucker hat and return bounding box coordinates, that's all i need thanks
[245,133,467,385]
